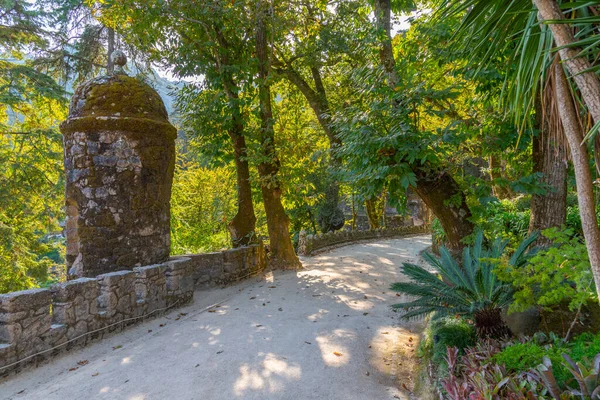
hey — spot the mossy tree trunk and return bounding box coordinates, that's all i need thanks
[365,198,382,230]
[227,116,257,247]
[255,3,301,270]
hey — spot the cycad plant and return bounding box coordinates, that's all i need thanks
[391,231,537,339]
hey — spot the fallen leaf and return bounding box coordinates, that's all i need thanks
[333,352,343,357]
[159,324,165,327]
[304,341,312,345]
[69,367,78,371]
[195,364,200,368]
[363,312,369,316]
[382,332,389,334]
[255,324,263,327]
[249,296,256,300]
[180,313,188,316]
[112,345,122,350]
[278,308,283,311]
[268,286,276,288]
[77,360,89,366]
[17,390,25,394]
[408,337,413,342]
[217,350,224,354]
[148,329,152,333]
[402,383,408,390]
[208,310,217,313]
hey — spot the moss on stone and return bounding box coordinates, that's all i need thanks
[68,75,168,121]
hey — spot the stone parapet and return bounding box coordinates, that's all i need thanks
[297,225,430,256]
[0,244,266,376]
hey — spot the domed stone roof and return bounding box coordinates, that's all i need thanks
[68,75,168,121]
[60,74,176,137]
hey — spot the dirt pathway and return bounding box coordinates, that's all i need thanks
[0,235,431,400]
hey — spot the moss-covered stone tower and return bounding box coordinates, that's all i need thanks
[60,54,176,278]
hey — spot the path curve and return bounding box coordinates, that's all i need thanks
[1,235,431,400]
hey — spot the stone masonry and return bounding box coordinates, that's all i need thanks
[297,225,430,256]
[60,72,177,278]
[0,245,267,376]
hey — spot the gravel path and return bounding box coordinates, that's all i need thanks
[0,234,431,400]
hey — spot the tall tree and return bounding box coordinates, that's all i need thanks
[255,0,301,269]
[372,0,474,251]
[554,61,600,302]
[270,0,366,233]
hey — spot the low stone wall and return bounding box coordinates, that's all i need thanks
[0,244,266,376]
[297,225,430,256]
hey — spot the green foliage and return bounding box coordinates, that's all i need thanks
[0,0,67,293]
[170,160,237,254]
[391,232,535,333]
[494,342,566,382]
[429,316,477,366]
[497,228,595,313]
[493,332,600,389]
[471,199,531,249]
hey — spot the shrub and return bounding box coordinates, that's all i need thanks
[493,342,566,382]
[496,227,596,314]
[431,317,477,364]
[391,231,537,338]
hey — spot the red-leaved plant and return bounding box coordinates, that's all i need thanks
[441,341,549,399]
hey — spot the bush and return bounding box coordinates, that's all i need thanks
[493,342,566,381]
[431,317,477,364]
[493,331,600,388]
[497,227,595,314]
[418,315,477,377]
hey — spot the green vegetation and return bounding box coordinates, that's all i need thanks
[391,231,536,338]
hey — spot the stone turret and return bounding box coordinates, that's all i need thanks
[60,54,177,278]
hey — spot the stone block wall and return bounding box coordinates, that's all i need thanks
[0,245,266,375]
[297,225,430,256]
[186,243,266,287]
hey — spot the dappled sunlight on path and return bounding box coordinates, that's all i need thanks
[0,235,431,400]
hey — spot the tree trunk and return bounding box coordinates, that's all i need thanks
[255,3,301,270]
[529,92,568,243]
[106,27,115,75]
[227,123,257,247]
[374,0,473,250]
[365,198,382,230]
[373,0,399,89]
[554,62,600,305]
[534,0,600,125]
[412,169,475,253]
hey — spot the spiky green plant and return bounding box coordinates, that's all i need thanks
[391,231,538,338]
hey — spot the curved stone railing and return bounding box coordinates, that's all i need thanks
[297,225,430,256]
[0,244,266,376]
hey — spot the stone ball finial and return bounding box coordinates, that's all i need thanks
[110,50,127,75]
